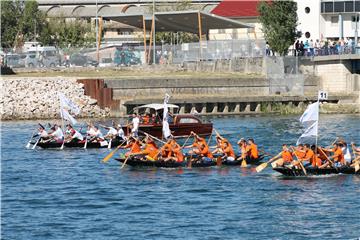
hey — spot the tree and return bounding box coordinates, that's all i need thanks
[1,1,22,49]
[257,0,299,56]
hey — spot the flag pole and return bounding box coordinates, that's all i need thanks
[315,91,320,155]
[59,94,66,150]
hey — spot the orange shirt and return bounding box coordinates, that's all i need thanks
[294,149,306,159]
[222,144,235,158]
[333,148,344,164]
[304,149,315,163]
[247,143,258,159]
[142,143,159,159]
[172,144,184,162]
[281,150,293,163]
[200,144,213,158]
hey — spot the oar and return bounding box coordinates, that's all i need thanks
[108,139,112,149]
[26,130,36,149]
[120,154,134,169]
[255,154,275,173]
[207,129,213,146]
[32,138,40,149]
[241,158,247,168]
[290,146,307,175]
[60,137,65,150]
[181,132,193,148]
[319,147,336,169]
[102,142,125,163]
[139,130,166,144]
[83,135,88,149]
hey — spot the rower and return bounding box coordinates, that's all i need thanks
[310,145,323,167]
[296,144,314,167]
[92,126,105,142]
[198,142,213,162]
[65,124,83,143]
[138,137,159,161]
[350,142,360,167]
[321,143,345,167]
[121,137,142,157]
[163,139,184,162]
[49,124,64,142]
[115,124,127,141]
[338,141,352,165]
[237,138,247,160]
[221,141,235,161]
[211,136,223,154]
[101,124,118,139]
[270,144,293,168]
[183,132,207,155]
[292,144,306,159]
[37,124,50,141]
[245,138,259,161]
[161,138,175,159]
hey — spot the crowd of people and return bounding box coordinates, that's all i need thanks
[293,38,359,57]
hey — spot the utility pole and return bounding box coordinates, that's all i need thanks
[153,0,156,64]
[96,0,99,62]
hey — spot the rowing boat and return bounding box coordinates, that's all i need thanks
[221,155,265,166]
[115,156,216,168]
[31,139,126,149]
[273,166,360,176]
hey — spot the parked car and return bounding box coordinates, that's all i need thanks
[5,54,24,68]
[70,53,98,67]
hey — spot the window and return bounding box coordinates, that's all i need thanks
[345,1,354,12]
[356,0,360,11]
[324,2,334,13]
[334,1,345,12]
[305,32,311,38]
[178,118,199,124]
[305,7,310,14]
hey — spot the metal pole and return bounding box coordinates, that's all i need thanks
[355,13,359,49]
[96,0,99,63]
[153,0,156,64]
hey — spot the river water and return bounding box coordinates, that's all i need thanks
[1,114,360,240]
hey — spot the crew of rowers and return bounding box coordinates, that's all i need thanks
[119,131,260,164]
[35,122,127,144]
[269,140,360,169]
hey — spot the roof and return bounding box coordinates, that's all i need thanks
[103,10,253,33]
[211,0,261,18]
[134,103,179,111]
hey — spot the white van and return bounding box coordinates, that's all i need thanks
[26,46,61,67]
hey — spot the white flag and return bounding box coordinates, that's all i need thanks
[60,108,78,125]
[162,93,172,139]
[299,102,319,125]
[58,92,81,115]
[296,121,318,145]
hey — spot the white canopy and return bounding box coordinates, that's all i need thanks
[133,103,179,111]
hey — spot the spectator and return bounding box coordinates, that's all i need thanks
[265,42,270,56]
[314,39,320,56]
[294,40,300,56]
[299,41,305,56]
[309,39,314,56]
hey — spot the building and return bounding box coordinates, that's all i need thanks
[211,0,360,42]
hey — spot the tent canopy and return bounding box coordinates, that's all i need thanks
[103,10,253,33]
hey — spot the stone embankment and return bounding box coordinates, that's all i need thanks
[1,77,110,120]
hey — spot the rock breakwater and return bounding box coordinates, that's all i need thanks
[1,77,110,120]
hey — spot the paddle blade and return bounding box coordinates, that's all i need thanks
[255,162,268,173]
[355,162,360,173]
[26,142,31,149]
[102,146,120,163]
[241,159,247,168]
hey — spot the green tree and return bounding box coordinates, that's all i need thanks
[257,0,299,55]
[1,0,22,48]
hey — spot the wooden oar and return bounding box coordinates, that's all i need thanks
[255,155,275,173]
[318,147,336,169]
[102,144,123,163]
[290,146,307,175]
[26,130,36,149]
[60,137,65,150]
[240,158,248,168]
[181,132,193,148]
[108,139,112,149]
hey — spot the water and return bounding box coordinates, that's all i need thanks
[1,114,360,240]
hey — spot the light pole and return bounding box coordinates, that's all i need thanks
[153,0,156,64]
[355,13,359,50]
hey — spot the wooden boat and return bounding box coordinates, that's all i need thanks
[32,138,126,149]
[273,166,360,176]
[115,155,216,168]
[221,155,265,166]
[125,104,213,138]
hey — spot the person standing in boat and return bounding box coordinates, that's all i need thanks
[131,113,140,137]
[49,124,64,142]
[269,144,294,168]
